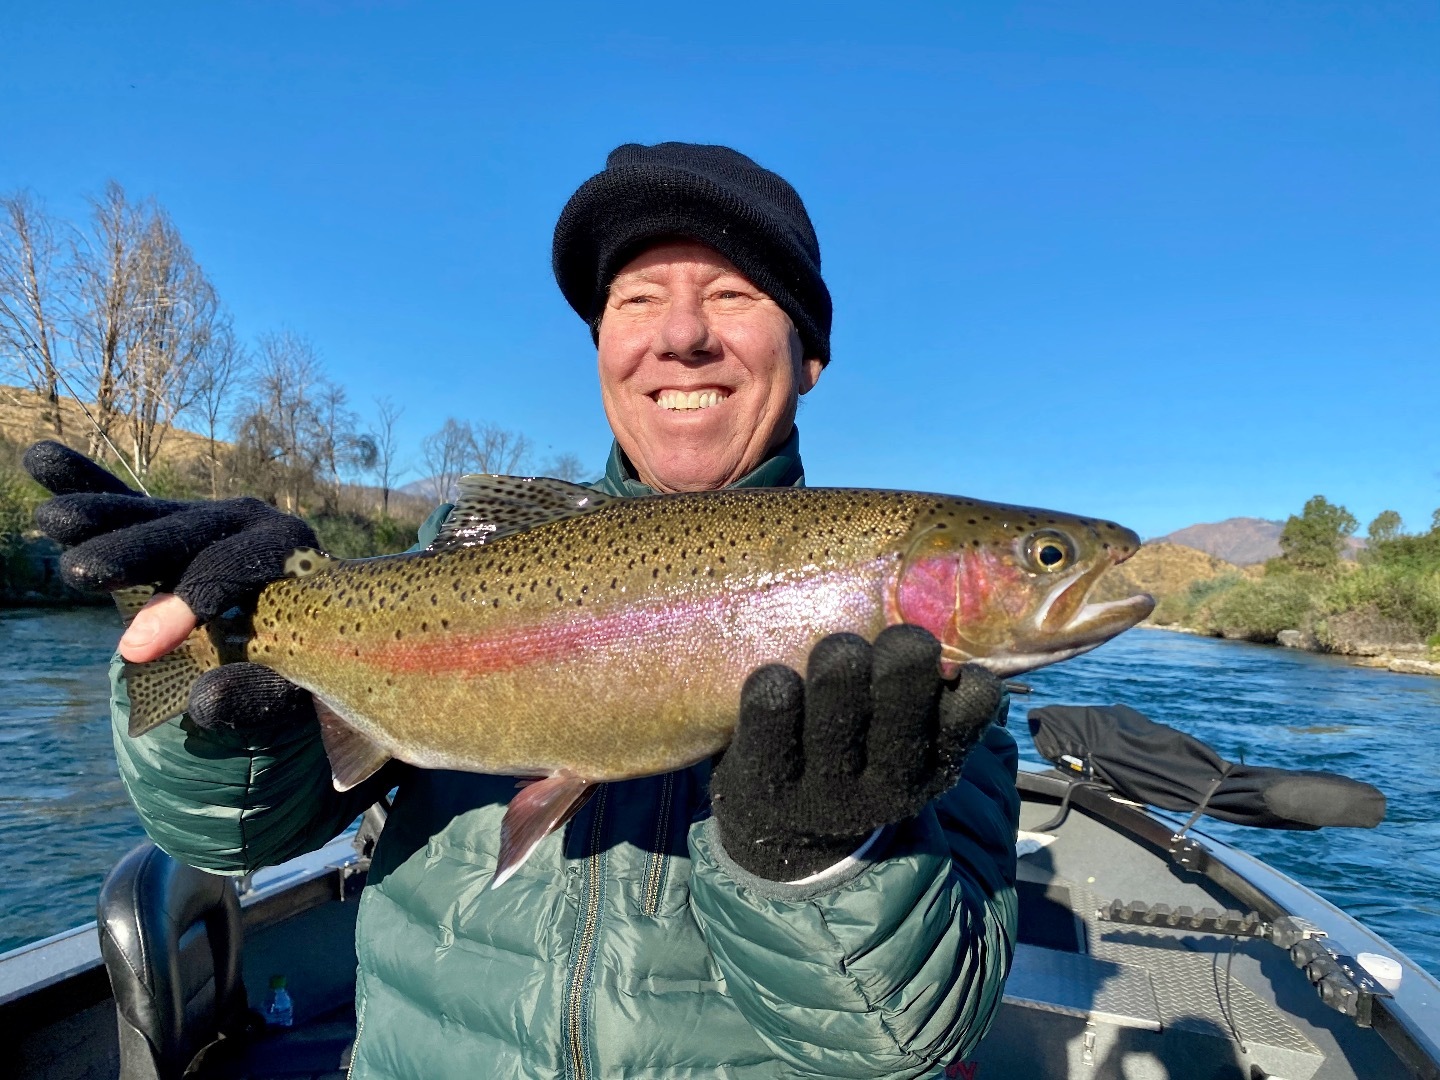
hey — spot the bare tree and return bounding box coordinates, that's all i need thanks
[70,181,149,461]
[370,396,405,516]
[0,191,68,437]
[315,380,356,510]
[420,418,475,503]
[542,452,587,482]
[232,330,327,513]
[473,423,530,475]
[115,207,221,478]
[190,320,245,497]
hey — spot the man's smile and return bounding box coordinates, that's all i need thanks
[653,388,731,411]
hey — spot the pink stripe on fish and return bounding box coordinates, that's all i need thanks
[344,562,895,678]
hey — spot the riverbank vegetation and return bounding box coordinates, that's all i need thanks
[0,182,583,603]
[1148,497,1440,658]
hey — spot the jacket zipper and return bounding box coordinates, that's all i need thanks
[346,992,366,1079]
[566,785,608,1080]
[641,773,674,916]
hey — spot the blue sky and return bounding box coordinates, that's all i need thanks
[2,1,1436,538]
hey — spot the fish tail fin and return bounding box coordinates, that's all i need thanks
[494,772,596,889]
[121,626,223,737]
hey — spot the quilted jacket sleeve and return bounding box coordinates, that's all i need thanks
[109,652,386,874]
[687,722,1020,1078]
[106,506,450,875]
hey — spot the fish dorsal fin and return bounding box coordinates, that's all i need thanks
[429,475,613,550]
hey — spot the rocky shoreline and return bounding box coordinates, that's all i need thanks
[1139,622,1440,677]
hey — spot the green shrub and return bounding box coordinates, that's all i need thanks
[307,512,424,560]
[1198,575,1320,642]
[1326,565,1440,640]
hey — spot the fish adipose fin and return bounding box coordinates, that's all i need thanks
[494,772,596,889]
[121,628,222,737]
[284,547,340,578]
[314,697,393,791]
[430,475,613,550]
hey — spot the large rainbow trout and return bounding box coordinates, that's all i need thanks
[120,476,1154,884]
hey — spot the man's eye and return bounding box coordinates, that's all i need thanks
[714,290,744,300]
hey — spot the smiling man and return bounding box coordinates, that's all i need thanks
[26,143,1020,1079]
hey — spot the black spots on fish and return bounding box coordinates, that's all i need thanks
[394,629,403,641]
[440,617,450,630]
[971,539,982,547]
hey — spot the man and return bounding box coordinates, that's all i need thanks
[28,143,1019,1078]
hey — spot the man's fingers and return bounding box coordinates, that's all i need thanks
[803,633,873,783]
[730,664,806,789]
[35,493,191,547]
[119,593,198,663]
[935,665,1003,770]
[174,513,320,622]
[866,624,943,791]
[188,664,311,732]
[59,497,289,593]
[23,440,137,497]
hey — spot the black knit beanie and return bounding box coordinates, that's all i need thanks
[553,142,832,365]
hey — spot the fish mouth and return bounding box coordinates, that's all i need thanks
[947,542,1155,677]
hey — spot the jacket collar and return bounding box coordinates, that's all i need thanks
[592,427,806,496]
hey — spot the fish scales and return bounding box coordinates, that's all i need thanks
[248,489,927,779]
[229,487,1147,782]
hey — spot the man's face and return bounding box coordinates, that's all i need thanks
[596,241,823,493]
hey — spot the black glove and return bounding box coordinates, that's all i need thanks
[711,625,1002,882]
[24,440,318,734]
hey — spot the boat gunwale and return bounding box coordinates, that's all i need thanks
[1017,766,1440,1079]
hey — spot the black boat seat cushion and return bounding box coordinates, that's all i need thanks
[97,841,248,1080]
[1029,704,1385,830]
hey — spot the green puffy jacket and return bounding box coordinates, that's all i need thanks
[109,431,1020,1079]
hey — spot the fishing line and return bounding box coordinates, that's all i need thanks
[53,367,151,496]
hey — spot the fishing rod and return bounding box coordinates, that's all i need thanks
[51,366,151,497]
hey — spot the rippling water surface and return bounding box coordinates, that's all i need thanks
[3,610,1438,977]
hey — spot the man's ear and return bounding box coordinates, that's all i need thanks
[798,357,824,395]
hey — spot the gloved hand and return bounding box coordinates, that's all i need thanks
[24,440,318,734]
[710,624,1002,882]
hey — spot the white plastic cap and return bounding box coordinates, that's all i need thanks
[1356,951,1403,990]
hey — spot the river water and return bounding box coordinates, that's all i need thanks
[2,609,1437,978]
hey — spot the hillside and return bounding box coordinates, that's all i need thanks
[1155,517,1283,565]
[0,385,215,469]
[1094,541,1246,623]
[1158,516,1364,565]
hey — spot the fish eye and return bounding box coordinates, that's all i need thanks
[1026,531,1075,573]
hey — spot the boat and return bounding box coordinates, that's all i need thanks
[6,714,1439,1080]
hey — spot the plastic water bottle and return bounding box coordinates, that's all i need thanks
[262,974,294,1028]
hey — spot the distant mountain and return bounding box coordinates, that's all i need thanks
[1156,518,1284,565]
[1157,517,1364,566]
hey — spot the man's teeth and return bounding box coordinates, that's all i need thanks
[656,389,727,411]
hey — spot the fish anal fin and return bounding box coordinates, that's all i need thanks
[284,547,339,579]
[314,696,391,792]
[494,772,596,889]
[430,476,612,551]
[123,627,221,737]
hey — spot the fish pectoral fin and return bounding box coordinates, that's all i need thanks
[494,771,596,889]
[430,475,613,550]
[123,627,221,737]
[314,696,392,792]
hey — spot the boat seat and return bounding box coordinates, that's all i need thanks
[98,842,251,1080]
